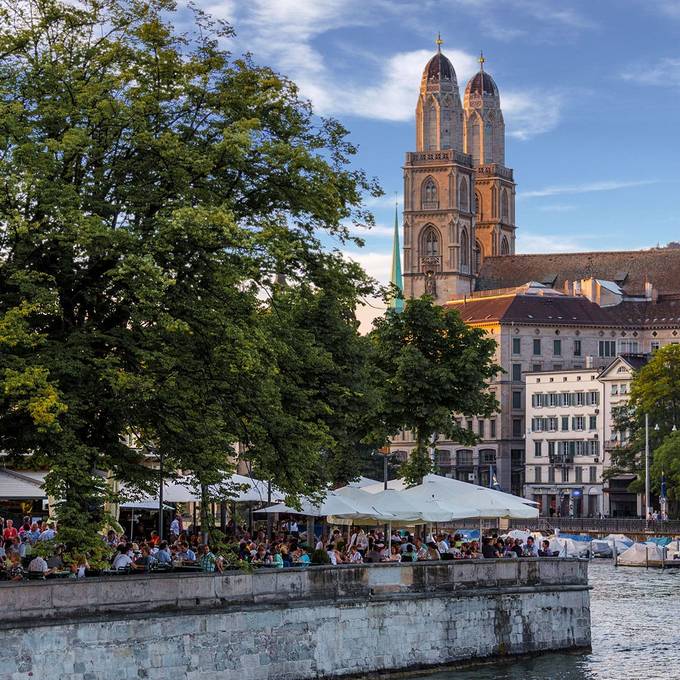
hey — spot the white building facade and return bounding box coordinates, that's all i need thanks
[524,368,604,517]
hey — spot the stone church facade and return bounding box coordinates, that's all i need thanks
[392,44,680,507]
[403,47,516,301]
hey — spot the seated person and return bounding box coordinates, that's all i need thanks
[176,542,196,562]
[112,544,133,570]
[481,537,499,559]
[538,539,553,557]
[523,536,539,557]
[7,553,24,581]
[154,541,172,565]
[27,554,52,576]
[133,545,155,571]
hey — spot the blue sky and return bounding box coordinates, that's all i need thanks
[206,0,680,289]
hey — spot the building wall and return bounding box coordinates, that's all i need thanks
[0,561,591,680]
[524,369,604,517]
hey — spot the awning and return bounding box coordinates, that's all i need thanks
[0,469,47,500]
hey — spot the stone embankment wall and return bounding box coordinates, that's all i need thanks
[0,559,591,680]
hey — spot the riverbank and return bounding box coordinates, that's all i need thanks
[0,559,590,680]
[410,559,680,680]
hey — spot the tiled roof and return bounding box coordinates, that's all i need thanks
[447,294,680,329]
[424,52,456,85]
[476,249,680,295]
[466,71,498,97]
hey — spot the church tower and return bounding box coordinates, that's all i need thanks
[403,36,477,301]
[463,53,516,265]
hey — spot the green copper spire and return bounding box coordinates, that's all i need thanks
[390,198,404,312]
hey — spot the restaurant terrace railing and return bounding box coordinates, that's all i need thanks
[510,517,680,535]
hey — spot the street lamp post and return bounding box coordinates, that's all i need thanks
[158,447,164,540]
[378,446,391,541]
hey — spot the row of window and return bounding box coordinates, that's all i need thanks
[533,439,600,457]
[532,465,599,484]
[611,384,629,396]
[420,176,510,221]
[443,449,497,467]
[531,415,598,433]
[512,338,642,359]
[531,391,600,407]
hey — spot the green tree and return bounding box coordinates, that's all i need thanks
[368,297,500,484]
[607,345,680,505]
[0,0,380,553]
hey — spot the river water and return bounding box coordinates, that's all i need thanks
[407,560,680,680]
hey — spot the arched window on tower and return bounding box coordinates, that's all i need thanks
[501,189,509,222]
[460,228,469,272]
[501,235,510,255]
[474,240,482,273]
[459,177,469,212]
[422,177,438,209]
[475,192,482,220]
[491,186,498,218]
[422,226,440,258]
[425,100,437,151]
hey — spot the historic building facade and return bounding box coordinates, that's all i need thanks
[403,45,516,302]
[390,42,680,505]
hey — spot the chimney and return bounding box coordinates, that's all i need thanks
[585,356,593,369]
[644,281,658,302]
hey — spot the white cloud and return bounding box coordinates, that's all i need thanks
[519,179,657,199]
[215,1,563,139]
[349,223,396,239]
[534,204,576,212]
[355,296,387,334]
[658,1,680,19]
[621,57,680,87]
[341,249,392,284]
[502,90,564,140]
[517,233,597,254]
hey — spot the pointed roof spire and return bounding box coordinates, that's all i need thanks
[435,32,443,53]
[390,195,404,313]
[478,50,485,72]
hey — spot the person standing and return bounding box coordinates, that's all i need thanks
[3,519,18,541]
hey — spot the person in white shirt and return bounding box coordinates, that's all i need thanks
[112,545,133,569]
[28,555,51,574]
[170,515,180,537]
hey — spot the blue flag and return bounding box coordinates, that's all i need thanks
[661,471,667,500]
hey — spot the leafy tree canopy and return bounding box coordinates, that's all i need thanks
[607,345,680,501]
[0,0,380,553]
[368,297,500,484]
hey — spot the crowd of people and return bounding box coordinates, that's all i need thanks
[0,513,223,581]
[230,523,559,567]
[0,512,558,582]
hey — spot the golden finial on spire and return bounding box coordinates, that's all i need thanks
[435,32,443,52]
[479,50,486,71]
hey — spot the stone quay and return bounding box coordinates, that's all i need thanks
[0,559,591,679]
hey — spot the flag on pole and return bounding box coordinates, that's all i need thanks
[489,465,502,491]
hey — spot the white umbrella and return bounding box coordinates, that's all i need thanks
[408,475,539,520]
[257,491,362,518]
[359,479,407,494]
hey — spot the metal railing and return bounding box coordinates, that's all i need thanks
[510,517,680,534]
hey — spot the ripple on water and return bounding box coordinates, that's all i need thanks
[379,561,680,680]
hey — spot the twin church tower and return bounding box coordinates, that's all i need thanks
[402,38,516,300]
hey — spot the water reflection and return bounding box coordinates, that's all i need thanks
[401,561,680,680]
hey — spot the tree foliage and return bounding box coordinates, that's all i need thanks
[368,297,500,484]
[607,345,680,503]
[0,0,380,552]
